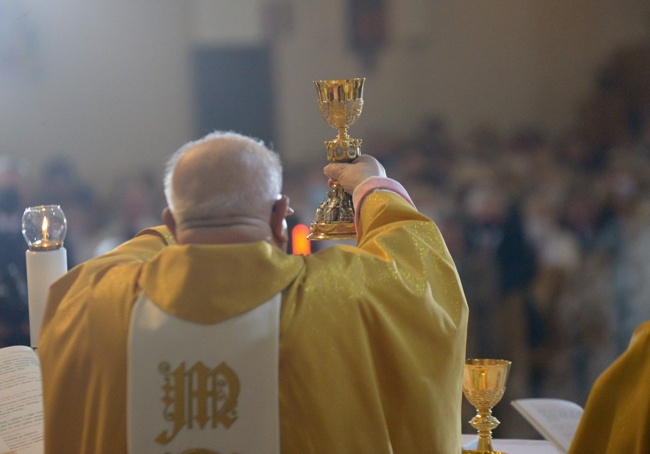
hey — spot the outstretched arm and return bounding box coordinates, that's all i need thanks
[324,155,415,226]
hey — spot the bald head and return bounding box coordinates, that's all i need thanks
[164,131,283,229]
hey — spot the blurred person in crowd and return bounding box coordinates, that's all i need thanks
[38,155,82,207]
[599,159,650,354]
[561,178,609,252]
[459,179,537,437]
[0,155,30,346]
[36,155,98,267]
[523,188,582,396]
[638,113,650,156]
[461,181,536,354]
[93,171,162,256]
[63,184,104,265]
[545,179,616,403]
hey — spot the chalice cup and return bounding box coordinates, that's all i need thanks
[309,78,365,240]
[462,359,511,454]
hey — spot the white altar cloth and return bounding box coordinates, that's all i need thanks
[461,434,563,454]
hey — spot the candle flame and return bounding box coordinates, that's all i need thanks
[42,216,49,242]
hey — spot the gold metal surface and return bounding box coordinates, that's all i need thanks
[461,451,508,454]
[461,358,511,454]
[309,78,365,240]
[28,240,64,251]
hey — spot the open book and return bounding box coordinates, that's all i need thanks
[511,398,584,453]
[0,346,44,454]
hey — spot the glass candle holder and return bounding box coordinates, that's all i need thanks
[22,204,67,251]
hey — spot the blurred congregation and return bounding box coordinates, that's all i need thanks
[2,0,650,440]
[286,41,650,436]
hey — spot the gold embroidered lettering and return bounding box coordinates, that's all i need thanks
[155,361,240,446]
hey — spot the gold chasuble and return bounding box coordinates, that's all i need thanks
[568,320,650,454]
[39,191,468,453]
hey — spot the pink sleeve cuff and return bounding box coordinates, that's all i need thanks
[352,177,416,228]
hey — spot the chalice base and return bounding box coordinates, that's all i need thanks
[461,450,507,454]
[308,186,356,240]
[308,221,356,240]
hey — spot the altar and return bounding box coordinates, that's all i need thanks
[462,434,562,454]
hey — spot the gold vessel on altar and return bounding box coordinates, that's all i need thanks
[462,358,511,454]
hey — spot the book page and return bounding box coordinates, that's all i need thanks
[511,398,583,453]
[0,346,44,454]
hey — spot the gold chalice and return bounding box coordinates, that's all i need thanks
[309,78,365,240]
[462,359,511,454]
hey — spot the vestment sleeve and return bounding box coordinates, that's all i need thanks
[284,184,468,452]
[354,185,466,326]
[568,321,650,454]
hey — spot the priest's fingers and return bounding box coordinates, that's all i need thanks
[324,155,386,194]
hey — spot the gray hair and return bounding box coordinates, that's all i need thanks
[164,131,283,225]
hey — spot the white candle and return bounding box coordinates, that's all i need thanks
[25,248,67,347]
[22,205,68,348]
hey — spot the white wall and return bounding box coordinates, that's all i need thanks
[0,0,648,196]
[0,0,192,197]
[272,0,650,162]
[530,0,650,134]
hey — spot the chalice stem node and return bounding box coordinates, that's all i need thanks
[471,409,500,451]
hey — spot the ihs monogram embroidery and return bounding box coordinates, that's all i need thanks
[156,361,240,446]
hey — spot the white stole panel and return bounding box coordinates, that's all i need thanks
[127,293,281,454]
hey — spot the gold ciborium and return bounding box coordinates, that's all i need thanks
[462,359,511,454]
[309,78,365,240]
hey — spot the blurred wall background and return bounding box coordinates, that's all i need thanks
[1,0,648,197]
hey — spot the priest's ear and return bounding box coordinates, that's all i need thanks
[162,207,178,241]
[270,195,292,251]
